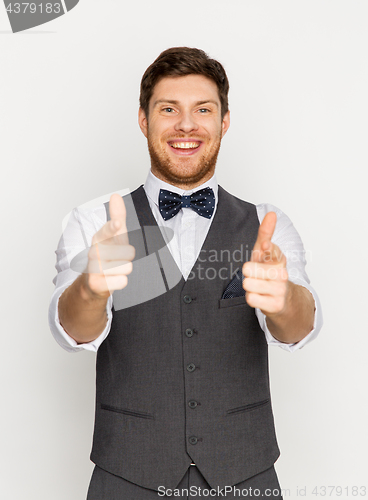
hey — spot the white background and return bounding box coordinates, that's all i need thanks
[1,1,367,498]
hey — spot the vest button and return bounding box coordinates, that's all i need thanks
[183,295,192,304]
[188,400,198,409]
[188,436,198,445]
[186,363,196,372]
[185,328,194,337]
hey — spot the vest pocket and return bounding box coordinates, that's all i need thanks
[226,398,270,415]
[100,403,154,419]
[219,296,247,308]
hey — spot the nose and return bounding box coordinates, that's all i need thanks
[174,111,199,134]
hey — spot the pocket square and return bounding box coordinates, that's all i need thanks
[222,269,246,299]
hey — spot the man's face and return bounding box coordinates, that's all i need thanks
[139,74,230,189]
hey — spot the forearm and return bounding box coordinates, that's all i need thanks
[58,274,109,344]
[265,282,315,344]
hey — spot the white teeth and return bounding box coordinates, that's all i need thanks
[171,142,200,149]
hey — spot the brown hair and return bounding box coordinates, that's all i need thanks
[140,47,229,119]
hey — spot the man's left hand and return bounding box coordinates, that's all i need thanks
[242,212,290,317]
[242,211,315,343]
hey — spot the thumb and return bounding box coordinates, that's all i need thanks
[251,211,277,262]
[109,194,128,243]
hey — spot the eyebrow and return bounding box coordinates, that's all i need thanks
[153,99,219,108]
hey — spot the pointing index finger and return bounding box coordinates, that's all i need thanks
[258,211,277,246]
[251,211,277,262]
[91,194,129,246]
[109,193,129,245]
[109,194,127,230]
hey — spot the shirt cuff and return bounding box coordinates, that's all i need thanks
[48,282,113,353]
[255,278,323,353]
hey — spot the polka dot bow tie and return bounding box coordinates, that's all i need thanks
[158,187,215,221]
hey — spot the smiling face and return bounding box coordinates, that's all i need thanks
[138,74,230,189]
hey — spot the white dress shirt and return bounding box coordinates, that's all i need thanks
[48,171,322,354]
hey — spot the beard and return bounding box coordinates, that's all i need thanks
[147,130,222,187]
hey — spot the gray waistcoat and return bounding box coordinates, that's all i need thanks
[90,185,280,491]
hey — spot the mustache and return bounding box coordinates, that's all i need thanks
[159,133,208,141]
[166,135,207,142]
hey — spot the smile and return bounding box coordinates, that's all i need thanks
[169,141,201,149]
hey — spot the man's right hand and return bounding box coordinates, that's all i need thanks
[82,194,136,300]
[59,194,135,344]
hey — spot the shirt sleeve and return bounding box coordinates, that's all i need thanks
[255,203,323,352]
[48,205,113,353]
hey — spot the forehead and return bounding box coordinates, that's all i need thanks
[150,74,220,108]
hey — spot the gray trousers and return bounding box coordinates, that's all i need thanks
[87,464,283,499]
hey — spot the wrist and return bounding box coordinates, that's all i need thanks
[265,282,315,343]
[79,274,110,303]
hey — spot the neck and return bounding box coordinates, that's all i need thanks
[150,167,215,190]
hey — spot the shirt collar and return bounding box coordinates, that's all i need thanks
[144,169,218,208]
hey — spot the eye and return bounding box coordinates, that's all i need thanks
[163,107,175,113]
[198,108,210,113]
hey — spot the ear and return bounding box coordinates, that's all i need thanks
[221,110,230,138]
[138,107,148,138]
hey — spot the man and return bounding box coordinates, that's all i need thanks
[49,47,322,499]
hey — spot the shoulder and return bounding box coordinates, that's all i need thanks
[255,202,291,225]
[218,185,257,213]
[61,203,107,241]
[256,203,306,258]
[103,185,144,221]
[218,189,298,241]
